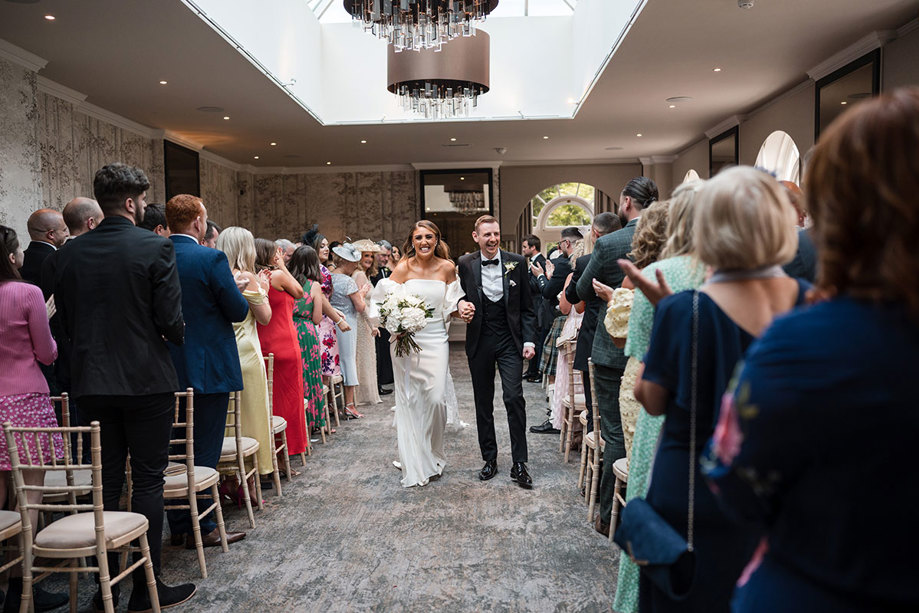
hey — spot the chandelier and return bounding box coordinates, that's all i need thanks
[343,0,499,52]
[387,30,490,119]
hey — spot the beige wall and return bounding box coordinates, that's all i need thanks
[884,25,919,90]
[500,163,642,232]
[672,139,709,187]
[739,82,815,168]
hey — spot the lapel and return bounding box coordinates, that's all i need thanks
[471,251,483,303]
[501,250,510,307]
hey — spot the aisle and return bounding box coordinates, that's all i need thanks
[71,343,619,611]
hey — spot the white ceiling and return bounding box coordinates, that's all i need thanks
[0,0,916,168]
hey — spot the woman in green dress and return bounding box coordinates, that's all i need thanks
[289,246,328,433]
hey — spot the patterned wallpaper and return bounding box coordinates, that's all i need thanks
[0,57,43,240]
[199,155,239,226]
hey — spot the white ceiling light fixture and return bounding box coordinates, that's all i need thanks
[343,0,498,52]
[44,15,55,21]
[270,142,277,146]
[360,139,367,143]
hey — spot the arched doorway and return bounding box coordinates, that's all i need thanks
[755,130,801,184]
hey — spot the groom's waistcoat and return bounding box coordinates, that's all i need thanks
[481,296,508,333]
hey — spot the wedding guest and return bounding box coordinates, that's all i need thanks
[215,227,276,493]
[372,240,395,395]
[329,243,371,419]
[276,238,296,264]
[632,166,805,612]
[780,181,817,283]
[707,88,919,613]
[20,208,68,285]
[138,203,169,236]
[522,234,548,382]
[288,246,328,434]
[202,220,221,248]
[303,228,343,405]
[575,177,656,535]
[164,194,248,548]
[611,181,706,613]
[351,239,382,407]
[390,244,402,265]
[255,238,309,461]
[53,163,195,610]
[0,225,69,612]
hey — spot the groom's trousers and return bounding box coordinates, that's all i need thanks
[469,331,529,465]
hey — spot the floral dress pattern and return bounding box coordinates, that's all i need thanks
[317,265,341,377]
[293,280,326,431]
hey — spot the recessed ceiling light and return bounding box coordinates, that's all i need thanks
[460,177,465,181]
[270,142,277,146]
[159,80,168,85]
[543,136,549,140]
[223,116,230,120]
[636,133,643,137]
[669,105,676,109]
[44,15,55,21]
[713,67,722,72]
[840,101,848,105]
[450,137,457,142]
[360,140,367,144]
[566,97,577,104]
[253,156,259,160]
[326,161,332,165]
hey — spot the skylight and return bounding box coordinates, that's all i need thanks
[311,0,578,24]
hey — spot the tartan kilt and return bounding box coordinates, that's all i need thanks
[539,314,567,376]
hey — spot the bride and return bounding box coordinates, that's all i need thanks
[370,220,463,487]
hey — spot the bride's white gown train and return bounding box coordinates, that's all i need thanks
[371,278,463,487]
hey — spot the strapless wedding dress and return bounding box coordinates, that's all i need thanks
[370,278,463,487]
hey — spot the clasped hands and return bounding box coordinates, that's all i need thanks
[457,300,475,323]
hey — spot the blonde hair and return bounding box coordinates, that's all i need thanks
[628,202,670,269]
[216,226,257,273]
[660,180,704,259]
[695,167,798,270]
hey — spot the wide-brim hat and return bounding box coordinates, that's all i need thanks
[332,242,361,262]
[352,238,381,253]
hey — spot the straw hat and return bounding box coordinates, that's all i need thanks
[352,238,381,253]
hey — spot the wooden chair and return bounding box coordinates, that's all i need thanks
[317,384,330,445]
[163,389,229,579]
[559,341,586,463]
[609,457,629,542]
[329,374,344,429]
[266,354,293,484]
[581,359,605,521]
[218,391,262,528]
[3,421,159,613]
[43,394,91,508]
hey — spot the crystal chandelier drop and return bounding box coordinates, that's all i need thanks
[343,0,499,52]
[387,30,490,119]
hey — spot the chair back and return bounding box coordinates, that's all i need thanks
[264,353,274,419]
[51,393,84,462]
[588,358,601,436]
[170,388,198,487]
[223,391,243,446]
[3,421,104,548]
[564,341,576,402]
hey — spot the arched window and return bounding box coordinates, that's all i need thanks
[527,182,597,254]
[755,131,801,184]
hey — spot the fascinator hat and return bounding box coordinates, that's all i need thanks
[332,242,361,262]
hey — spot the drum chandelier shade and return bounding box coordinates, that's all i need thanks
[343,0,498,51]
[387,30,490,119]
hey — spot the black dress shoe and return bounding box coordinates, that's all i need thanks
[510,462,533,489]
[378,386,393,395]
[127,580,196,613]
[478,460,498,481]
[525,372,543,383]
[530,419,561,434]
[186,528,246,549]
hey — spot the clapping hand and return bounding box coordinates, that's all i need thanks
[529,261,545,277]
[617,259,673,306]
[233,271,249,292]
[592,278,615,303]
[544,259,555,279]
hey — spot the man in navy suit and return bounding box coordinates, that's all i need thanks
[163,195,249,548]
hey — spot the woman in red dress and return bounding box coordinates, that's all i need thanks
[255,239,308,459]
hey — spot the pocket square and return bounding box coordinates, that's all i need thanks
[509,280,517,287]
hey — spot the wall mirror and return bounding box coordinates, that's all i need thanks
[709,126,739,177]
[815,49,880,139]
[164,141,200,200]
[420,168,494,259]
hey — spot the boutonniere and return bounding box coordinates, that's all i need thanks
[504,262,517,276]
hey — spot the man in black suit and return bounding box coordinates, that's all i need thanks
[20,208,68,285]
[54,163,196,610]
[457,215,537,488]
[371,240,394,394]
[522,234,548,382]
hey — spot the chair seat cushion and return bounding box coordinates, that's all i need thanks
[219,437,259,460]
[164,466,218,492]
[562,393,586,408]
[331,374,343,385]
[613,456,629,479]
[164,462,186,477]
[0,510,20,533]
[271,415,287,433]
[585,431,605,449]
[35,511,147,550]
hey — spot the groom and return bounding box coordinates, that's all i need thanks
[457,215,537,489]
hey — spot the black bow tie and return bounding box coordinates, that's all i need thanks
[482,259,499,267]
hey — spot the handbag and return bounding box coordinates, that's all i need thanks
[613,290,700,600]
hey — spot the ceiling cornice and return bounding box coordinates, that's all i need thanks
[0,37,46,72]
[501,158,637,167]
[807,30,896,82]
[412,161,503,170]
[252,164,415,175]
[36,76,86,105]
[897,18,919,37]
[704,115,745,140]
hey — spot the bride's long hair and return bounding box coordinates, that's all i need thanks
[403,220,451,261]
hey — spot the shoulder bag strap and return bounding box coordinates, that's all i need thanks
[688,290,699,551]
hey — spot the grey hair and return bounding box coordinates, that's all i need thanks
[276,238,294,250]
[377,239,392,250]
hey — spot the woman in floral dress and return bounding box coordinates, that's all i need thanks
[304,228,342,379]
[289,246,328,433]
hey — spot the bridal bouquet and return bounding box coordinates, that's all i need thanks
[378,288,436,357]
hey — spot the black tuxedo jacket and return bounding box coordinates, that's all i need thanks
[565,253,603,371]
[53,216,185,398]
[527,253,551,328]
[21,241,55,286]
[457,250,536,358]
[370,267,391,285]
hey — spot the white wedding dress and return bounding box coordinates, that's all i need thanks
[370,278,463,487]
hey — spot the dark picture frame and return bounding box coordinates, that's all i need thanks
[815,49,881,141]
[164,140,201,200]
[709,126,739,178]
[419,168,494,259]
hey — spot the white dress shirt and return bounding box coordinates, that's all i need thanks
[480,251,503,302]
